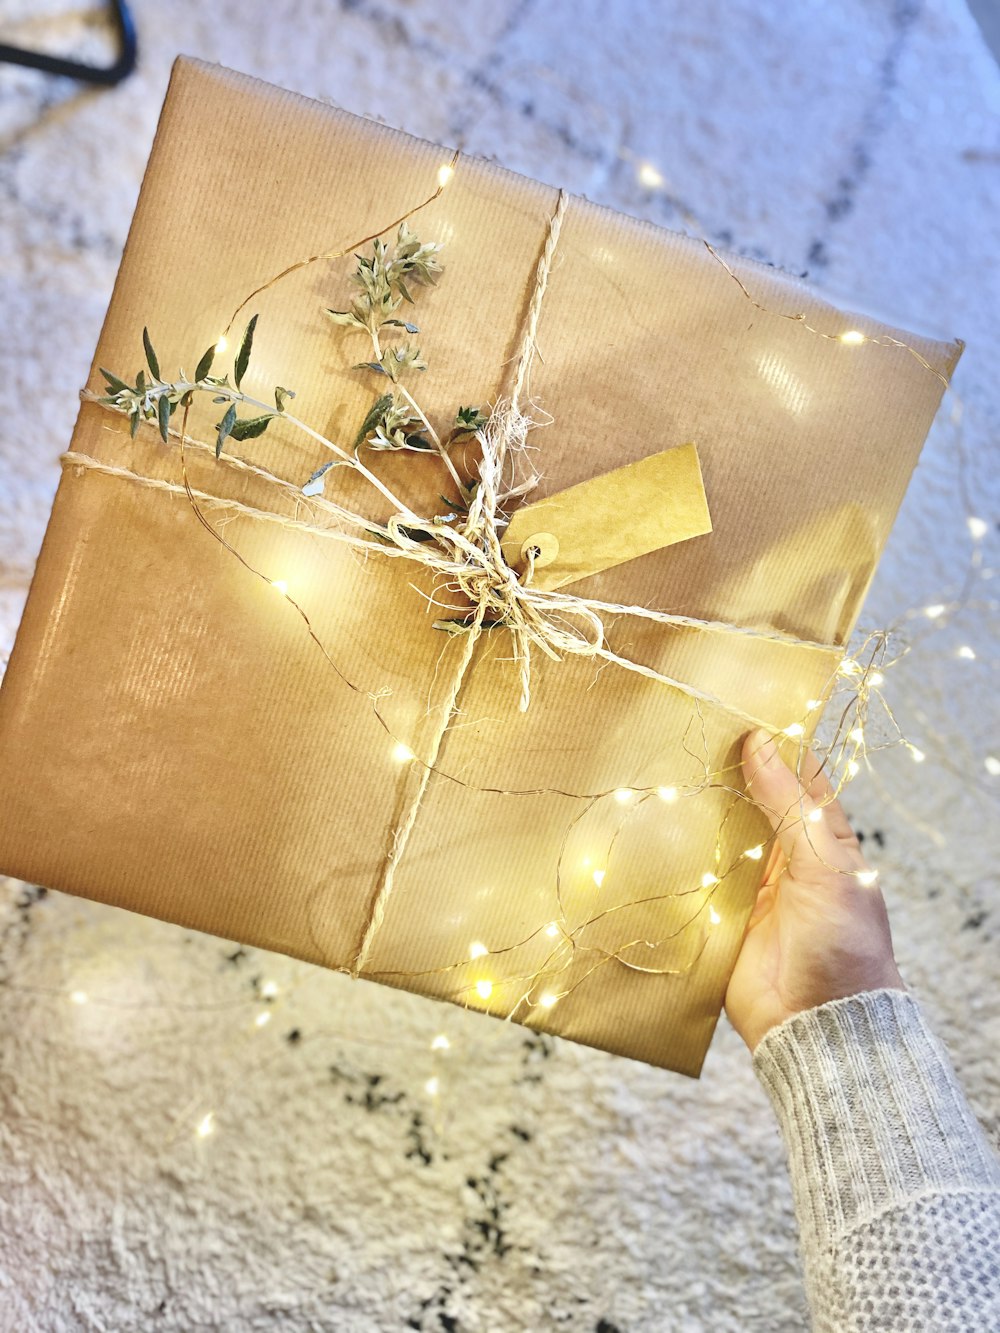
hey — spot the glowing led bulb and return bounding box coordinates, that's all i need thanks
[839,329,866,345]
[614,788,633,804]
[437,163,454,187]
[744,844,764,860]
[924,603,945,619]
[475,979,493,1000]
[958,645,976,660]
[702,872,720,888]
[967,516,988,540]
[806,699,824,711]
[545,922,560,938]
[855,869,879,887]
[430,1034,450,1051]
[214,335,228,354]
[70,990,88,1005]
[197,1113,215,1138]
[657,786,678,803]
[849,727,864,744]
[538,992,558,1009]
[468,941,488,960]
[424,1076,440,1096]
[592,869,606,887]
[392,742,415,763]
[910,747,925,763]
[783,722,805,738]
[808,807,824,823]
[260,980,279,998]
[985,756,1000,777]
[637,161,665,189]
[869,671,884,687]
[271,579,288,596]
[708,906,722,925]
[255,1011,271,1028]
[841,658,861,676]
[847,759,861,778]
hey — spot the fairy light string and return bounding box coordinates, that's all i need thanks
[69,151,967,1029]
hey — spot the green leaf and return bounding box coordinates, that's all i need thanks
[301,458,352,497]
[194,345,216,381]
[325,309,366,329]
[157,394,170,443]
[129,410,141,440]
[142,327,160,380]
[403,433,433,451]
[136,369,146,394]
[216,403,237,458]
[228,413,274,441]
[274,385,295,413]
[396,278,414,304]
[383,319,420,334]
[234,313,259,390]
[354,361,387,376]
[100,368,133,395]
[353,393,394,448]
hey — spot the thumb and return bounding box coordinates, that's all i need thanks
[742,728,848,877]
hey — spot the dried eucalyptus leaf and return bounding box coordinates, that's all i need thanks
[157,393,170,443]
[142,327,160,380]
[100,368,132,395]
[229,413,274,441]
[194,345,216,381]
[216,403,237,458]
[234,313,259,390]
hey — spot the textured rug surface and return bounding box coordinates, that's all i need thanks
[0,2,998,1330]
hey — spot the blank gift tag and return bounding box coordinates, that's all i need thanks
[500,443,712,591]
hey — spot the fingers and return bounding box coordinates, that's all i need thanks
[796,747,858,844]
[742,728,858,876]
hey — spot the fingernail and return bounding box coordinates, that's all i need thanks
[751,728,778,765]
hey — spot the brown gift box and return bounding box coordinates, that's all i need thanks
[0,58,961,1075]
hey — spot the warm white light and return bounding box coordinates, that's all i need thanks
[614,788,633,804]
[841,658,861,675]
[592,869,606,887]
[924,603,946,619]
[437,163,454,187]
[538,992,558,1009]
[839,329,866,345]
[855,869,879,887]
[850,727,864,744]
[967,516,988,540]
[869,671,885,687]
[783,722,805,738]
[910,746,926,763]
[260,980,279,998]
[70,990,88,1005]
[657,786,678,802]
[744,844,764,860]
[808,807,824,823]
[255,1011,271,1028]
[392,742,415,763]
[475,979,493,1000]
[424,1076,440,1096]
[708,906,722,925]
[806,699,824,711]
[958,645,976,660]
[271,579,288,596]
[637,161,665,188]
[468,941,488,960]
[985,756,1000,777]
[545,922,560,938]
[430,1033,450,1051]
[847,759,861,778]
[214,335,228,354]
[197,1113,215,1138]
[702,872,720,888]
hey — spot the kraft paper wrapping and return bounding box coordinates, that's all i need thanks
[0,58,962,1075]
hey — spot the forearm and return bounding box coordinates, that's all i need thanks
[753,988,1000,1332]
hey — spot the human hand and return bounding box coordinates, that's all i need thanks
[725,727,905,1052]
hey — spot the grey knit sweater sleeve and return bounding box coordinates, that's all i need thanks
[752,988,1000,1332]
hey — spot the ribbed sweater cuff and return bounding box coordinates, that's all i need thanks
[752,988,1000,1251]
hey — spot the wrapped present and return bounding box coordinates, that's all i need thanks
[0,57,961,1075]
